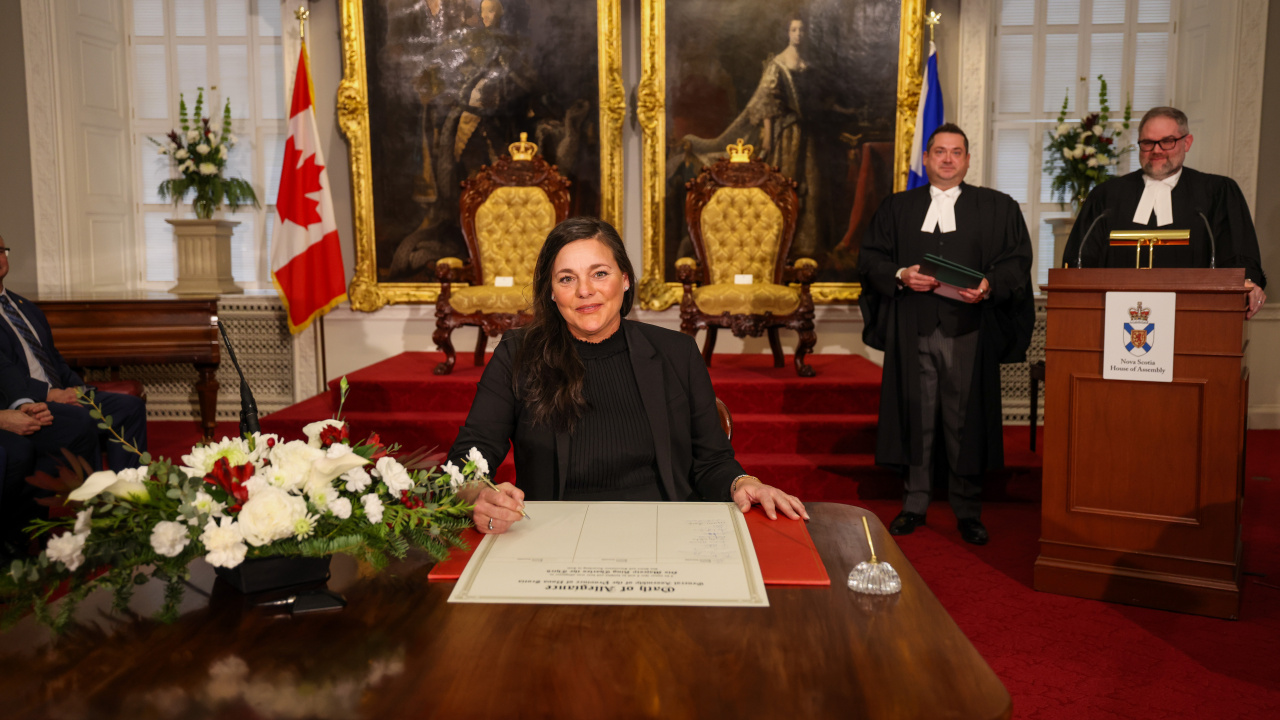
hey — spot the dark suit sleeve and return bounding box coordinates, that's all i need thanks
[1213,178,1267,288]
[858,195,906,299]
[25,302,84,389]
[680,333,745,501]
[0,350,47,405]
[447,336,519,473]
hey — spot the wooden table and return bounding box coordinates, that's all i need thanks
[34,291,221,439]
[0,504,1010,719]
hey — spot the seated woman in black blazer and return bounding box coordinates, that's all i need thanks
[449,216,807,534]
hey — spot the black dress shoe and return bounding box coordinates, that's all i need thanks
[889,511,927,535]
[958,519,989,545]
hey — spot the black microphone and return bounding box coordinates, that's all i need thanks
[1197,211,1217,270]
[217,321,261,436]
[1074,209,1111,269]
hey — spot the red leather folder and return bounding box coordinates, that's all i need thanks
[427,528,484,581]
[428,510,829,586]
[743,507,830,586]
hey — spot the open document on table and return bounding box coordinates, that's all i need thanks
[448,502,769,607]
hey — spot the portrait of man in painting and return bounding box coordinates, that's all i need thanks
[665,0,901,285]
[361,0,601,282]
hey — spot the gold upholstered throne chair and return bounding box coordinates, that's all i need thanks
[433,134,570,375]
[677,140,818,377]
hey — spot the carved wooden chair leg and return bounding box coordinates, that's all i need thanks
[793,324,817,377]
[473,328,488,367]
[433,323,457,376]
[702,326,719,367]
[767,327,784,368]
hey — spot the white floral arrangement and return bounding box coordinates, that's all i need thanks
[1043,74,1133,210]
[2,381,488,630]
[152,87,258,220]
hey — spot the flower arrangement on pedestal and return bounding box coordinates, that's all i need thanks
[153,87,259,219]
[1043,75,1133,211]
[2,381,489,630]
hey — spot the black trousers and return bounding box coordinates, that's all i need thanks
[904,327,983,521]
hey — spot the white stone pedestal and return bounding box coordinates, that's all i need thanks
[167,219,244,295]
[1046,216,1078,270]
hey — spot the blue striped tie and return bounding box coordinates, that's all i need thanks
[1,295,62,389]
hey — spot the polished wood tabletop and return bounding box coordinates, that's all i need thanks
[0,503,1010,719]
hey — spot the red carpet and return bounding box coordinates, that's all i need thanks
[145,352,1280,719]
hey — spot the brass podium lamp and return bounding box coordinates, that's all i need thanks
[1108,229,1191,269]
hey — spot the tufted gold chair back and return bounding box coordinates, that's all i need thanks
[678,154,819,377]
[473,186,557,286]
[431,144,571,375]
[698,187,785,285]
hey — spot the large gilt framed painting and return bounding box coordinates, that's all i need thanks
[636,0,925,309]
[339,0,624,310]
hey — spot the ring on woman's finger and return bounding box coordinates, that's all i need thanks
[487,517,494,531]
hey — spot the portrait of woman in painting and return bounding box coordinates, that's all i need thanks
[361,0,602,283]
[664,1,901,286]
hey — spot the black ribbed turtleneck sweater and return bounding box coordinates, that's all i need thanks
[564,327,664,501]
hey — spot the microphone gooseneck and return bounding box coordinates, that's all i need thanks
[217,321,261,436]
[1074,209,1111,269]
[1197,211,1217,270]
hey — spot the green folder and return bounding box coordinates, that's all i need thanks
[917,253,984,301]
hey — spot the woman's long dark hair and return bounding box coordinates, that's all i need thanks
[515,216,636,432]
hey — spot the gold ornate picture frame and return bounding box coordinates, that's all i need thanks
[339,0,625,311]
[636,0,925,310]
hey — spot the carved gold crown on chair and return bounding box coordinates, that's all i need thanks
[509,132,538,161]
[726,138,754,163]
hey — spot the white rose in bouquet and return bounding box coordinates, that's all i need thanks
[150,520,192,557]
[466,447,490,477]
[329,497,353,519]
[201,517,248,568]
[198,162,218,176]
[237,486,309,546]
[361,493,384,523]
[342,466,372,493]
[195,143,211,154]
[47,531,87,571]
[374,456,414,495]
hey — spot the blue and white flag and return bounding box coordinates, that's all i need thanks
[907,41,945,190]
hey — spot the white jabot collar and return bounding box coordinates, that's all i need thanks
[921,185,962,234]
[1133,169,1182,227]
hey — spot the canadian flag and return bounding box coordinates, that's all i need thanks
[271,41,347,334]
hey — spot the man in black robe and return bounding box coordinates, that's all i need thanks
[1062,106,1267,317]
[859,123,1033,545]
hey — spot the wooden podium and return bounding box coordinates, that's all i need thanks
[1036,268,1249,619]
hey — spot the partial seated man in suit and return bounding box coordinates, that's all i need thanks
[0,234,147,473]
[1062,106,1267,318]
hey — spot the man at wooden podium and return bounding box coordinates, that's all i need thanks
[860,124,1034,545]
[1062,106,1267,318]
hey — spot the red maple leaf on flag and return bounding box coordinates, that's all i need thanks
[277,136,324,229]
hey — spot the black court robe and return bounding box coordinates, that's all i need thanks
[1061,167,1267,287]
[858,183,1034,475]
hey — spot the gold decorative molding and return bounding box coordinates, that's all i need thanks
[638,0,924,310]
[338,0,625,312]
[895,0,926,194]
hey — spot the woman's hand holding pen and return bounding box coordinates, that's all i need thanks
[471,482,527,535]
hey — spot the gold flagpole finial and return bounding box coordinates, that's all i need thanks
[295,6,310,41]
[925,10,941,44]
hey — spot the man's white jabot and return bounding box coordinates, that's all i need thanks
[922,185,962,233]
[1133,169,1182,227]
